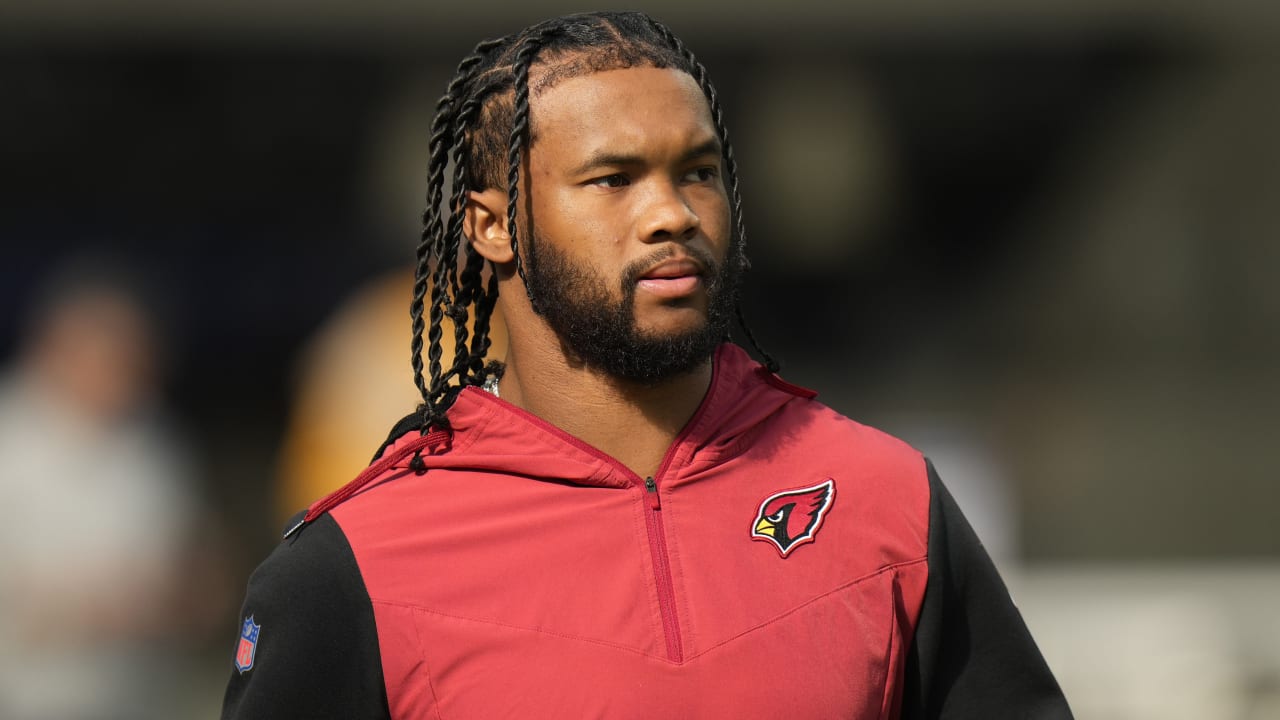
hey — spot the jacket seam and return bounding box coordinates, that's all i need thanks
[450,397,498,456]
[713,418,775,464]
[686,556,928,661]
[877,568,901,720]
[463,387,641,480]
[371,599,677,664]
[406,602,446,720]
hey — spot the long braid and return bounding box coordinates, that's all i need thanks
[440,75,511,391]
[646,19,780,372]
[504,32,555,308]
[409,108,450,404]
[469,265,501,376]
[452,242,489,378]
[434,91,485,392]
[410,38,504,434]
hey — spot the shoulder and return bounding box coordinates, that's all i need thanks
[775,394,929,487]
[716,346,926,484]
[221,513,390,719]
[232,513,373,673]
[248,512,364,597]
[819,401,920,457]
[902,462,1075,718]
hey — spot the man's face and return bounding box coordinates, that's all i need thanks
[522,65,739,383]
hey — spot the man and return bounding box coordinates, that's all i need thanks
[0,259,199,720]
[222,11,1072,718]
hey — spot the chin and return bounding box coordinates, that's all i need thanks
[635,301,709,331]
[634,315,709,341]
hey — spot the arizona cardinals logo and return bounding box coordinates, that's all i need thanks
[751,480,836,557]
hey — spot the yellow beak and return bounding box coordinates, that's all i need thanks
[754,518,776,537]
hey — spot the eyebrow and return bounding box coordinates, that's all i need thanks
[568,137,723,177]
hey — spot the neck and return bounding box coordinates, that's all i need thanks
[496,339,714,479]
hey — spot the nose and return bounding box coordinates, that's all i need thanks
[638,181,700,243]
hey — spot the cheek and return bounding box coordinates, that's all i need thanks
[539,187,626,248]
[693,190,733,250]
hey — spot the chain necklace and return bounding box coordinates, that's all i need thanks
[481,373,500,398]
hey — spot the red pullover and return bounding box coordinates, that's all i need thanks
[222,344,1072,719]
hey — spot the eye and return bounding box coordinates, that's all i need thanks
[682,166,719,183]
[586,173,630,189]
[767,509,786,523]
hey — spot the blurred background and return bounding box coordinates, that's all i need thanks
[1,1,1277,717]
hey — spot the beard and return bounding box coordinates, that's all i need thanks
[524,230,741,385]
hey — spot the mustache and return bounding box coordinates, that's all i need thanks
[618,246,720,293]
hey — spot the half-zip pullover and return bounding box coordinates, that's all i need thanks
[222,344,1072,719]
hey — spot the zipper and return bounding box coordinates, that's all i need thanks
[643,474,683,663]
[472,420,692,663]
[468,351,725,664]
[470,388,692,661]
[636,354,721,664]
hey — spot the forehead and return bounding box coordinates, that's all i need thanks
[529,66,715,161]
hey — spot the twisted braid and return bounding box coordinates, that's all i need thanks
[504,31,558,307]
[410,38,505,433]
[435,87,490,391]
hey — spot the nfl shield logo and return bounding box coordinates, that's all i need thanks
[235,615,260,673]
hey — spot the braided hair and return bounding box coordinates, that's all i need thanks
[409,10,778,441]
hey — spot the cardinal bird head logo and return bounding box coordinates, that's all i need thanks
[751,480,836,557]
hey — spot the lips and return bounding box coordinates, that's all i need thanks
[640,258,703,280]
[636,257,704,298]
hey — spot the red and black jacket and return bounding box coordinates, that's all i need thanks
[222,344,1071,719]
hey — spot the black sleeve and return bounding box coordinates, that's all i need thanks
[901,461,1073,719]
[221,512,391,720]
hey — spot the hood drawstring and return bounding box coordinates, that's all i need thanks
[285,426,452,539]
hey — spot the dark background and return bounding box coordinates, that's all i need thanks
[3,2,1277,716]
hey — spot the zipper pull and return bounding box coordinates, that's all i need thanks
[644,476,661,510]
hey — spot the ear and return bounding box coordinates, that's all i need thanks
[464,188,515,264]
